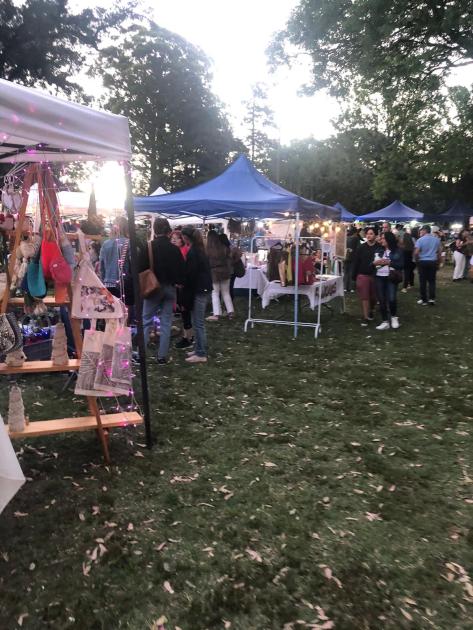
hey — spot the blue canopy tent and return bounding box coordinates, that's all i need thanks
[135,155,340,339]
[358,200,423,222]
[334,202,356,221]
[438,201,473,223]
[134,154,340,221]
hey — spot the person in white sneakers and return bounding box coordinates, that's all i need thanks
[374,231,404,330]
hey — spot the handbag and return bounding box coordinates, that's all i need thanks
[75,323,109,397]
[50,256,72,284]
[94,320,130,396]
[26,245,47,299]
[6,313,23,354]
[389,269,403,284]
[139,241,160,298]
[111,323,133,390]
[0,314,17,355]
[72,232,125,320]
[233,257,245,278]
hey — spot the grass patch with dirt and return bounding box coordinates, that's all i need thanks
[0,270,472,629]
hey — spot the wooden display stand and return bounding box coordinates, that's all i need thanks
[0,164,142,463]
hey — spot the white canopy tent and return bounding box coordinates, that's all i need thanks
[0,79,132,163]
[25,185,124,218]
[0,80,152,492]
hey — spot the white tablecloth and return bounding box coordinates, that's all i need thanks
[261,275,344,310]
[234,266,268,295]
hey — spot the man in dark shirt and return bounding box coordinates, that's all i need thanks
[344,227,360,292]
[352,227,378,326]
[141,217,185,364]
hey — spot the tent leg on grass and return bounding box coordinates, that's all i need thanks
[293,211,300,339]
[124,163,153,449]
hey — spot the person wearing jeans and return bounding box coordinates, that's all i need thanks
[181,227,213,364]
[414,225,442,306]
[191,292,209,360]
[373,231,403,330]
[139,217,185,365]
[142,284,176,360]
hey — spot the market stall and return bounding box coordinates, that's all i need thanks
[0,80,152,484]
[357,200,424,222]
[134,154,341,337]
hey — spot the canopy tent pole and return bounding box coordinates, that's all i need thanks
[293,211,300,339]
[124,163,153,448]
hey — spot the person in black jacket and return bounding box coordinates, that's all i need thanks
[140,217,185,365]
[181,227,212,363]
[352,227,378,326]
[344,226,360,292]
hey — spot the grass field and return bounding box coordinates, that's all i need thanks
[1,270,472,629]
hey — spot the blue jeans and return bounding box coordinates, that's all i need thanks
[192,292,208,357]
[142,284,176,359]
[375,276,397,321]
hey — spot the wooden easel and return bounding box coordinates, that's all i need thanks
[1,164,142,462]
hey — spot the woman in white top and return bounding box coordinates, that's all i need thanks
[374,231,404,331]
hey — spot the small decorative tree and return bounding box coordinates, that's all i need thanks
[8,385,26,433]
[51,322,68,365]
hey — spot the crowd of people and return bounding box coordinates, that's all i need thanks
[97,217,242,366]
[348,221,473,329]
[91,217,472,364]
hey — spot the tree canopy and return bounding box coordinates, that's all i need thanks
[271,0,473,98]
[0,0,131,98]
[100,24,241,193]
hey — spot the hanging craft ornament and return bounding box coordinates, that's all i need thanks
[8,386,26,433]
[72,231,125,320]
[10,238,36,290]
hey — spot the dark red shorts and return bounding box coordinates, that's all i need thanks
[356,274,376,302]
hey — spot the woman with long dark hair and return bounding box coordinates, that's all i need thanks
[206,229,234,320]
[374,231,404,330]
[181,227,212,363]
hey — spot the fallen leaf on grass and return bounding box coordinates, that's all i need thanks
[149,615,167,629]
[400,608,413,621]
[13,512,28,518]
[246,547,263,563]
[365,512,383,522]
[127,523,134,531]
[320,565,342,588]
[17,613,29,626]
[92,506,100,515]
[170,473,199,484]
[163,580,174,594]
[134,451,144,458]
[263,462,277,468]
